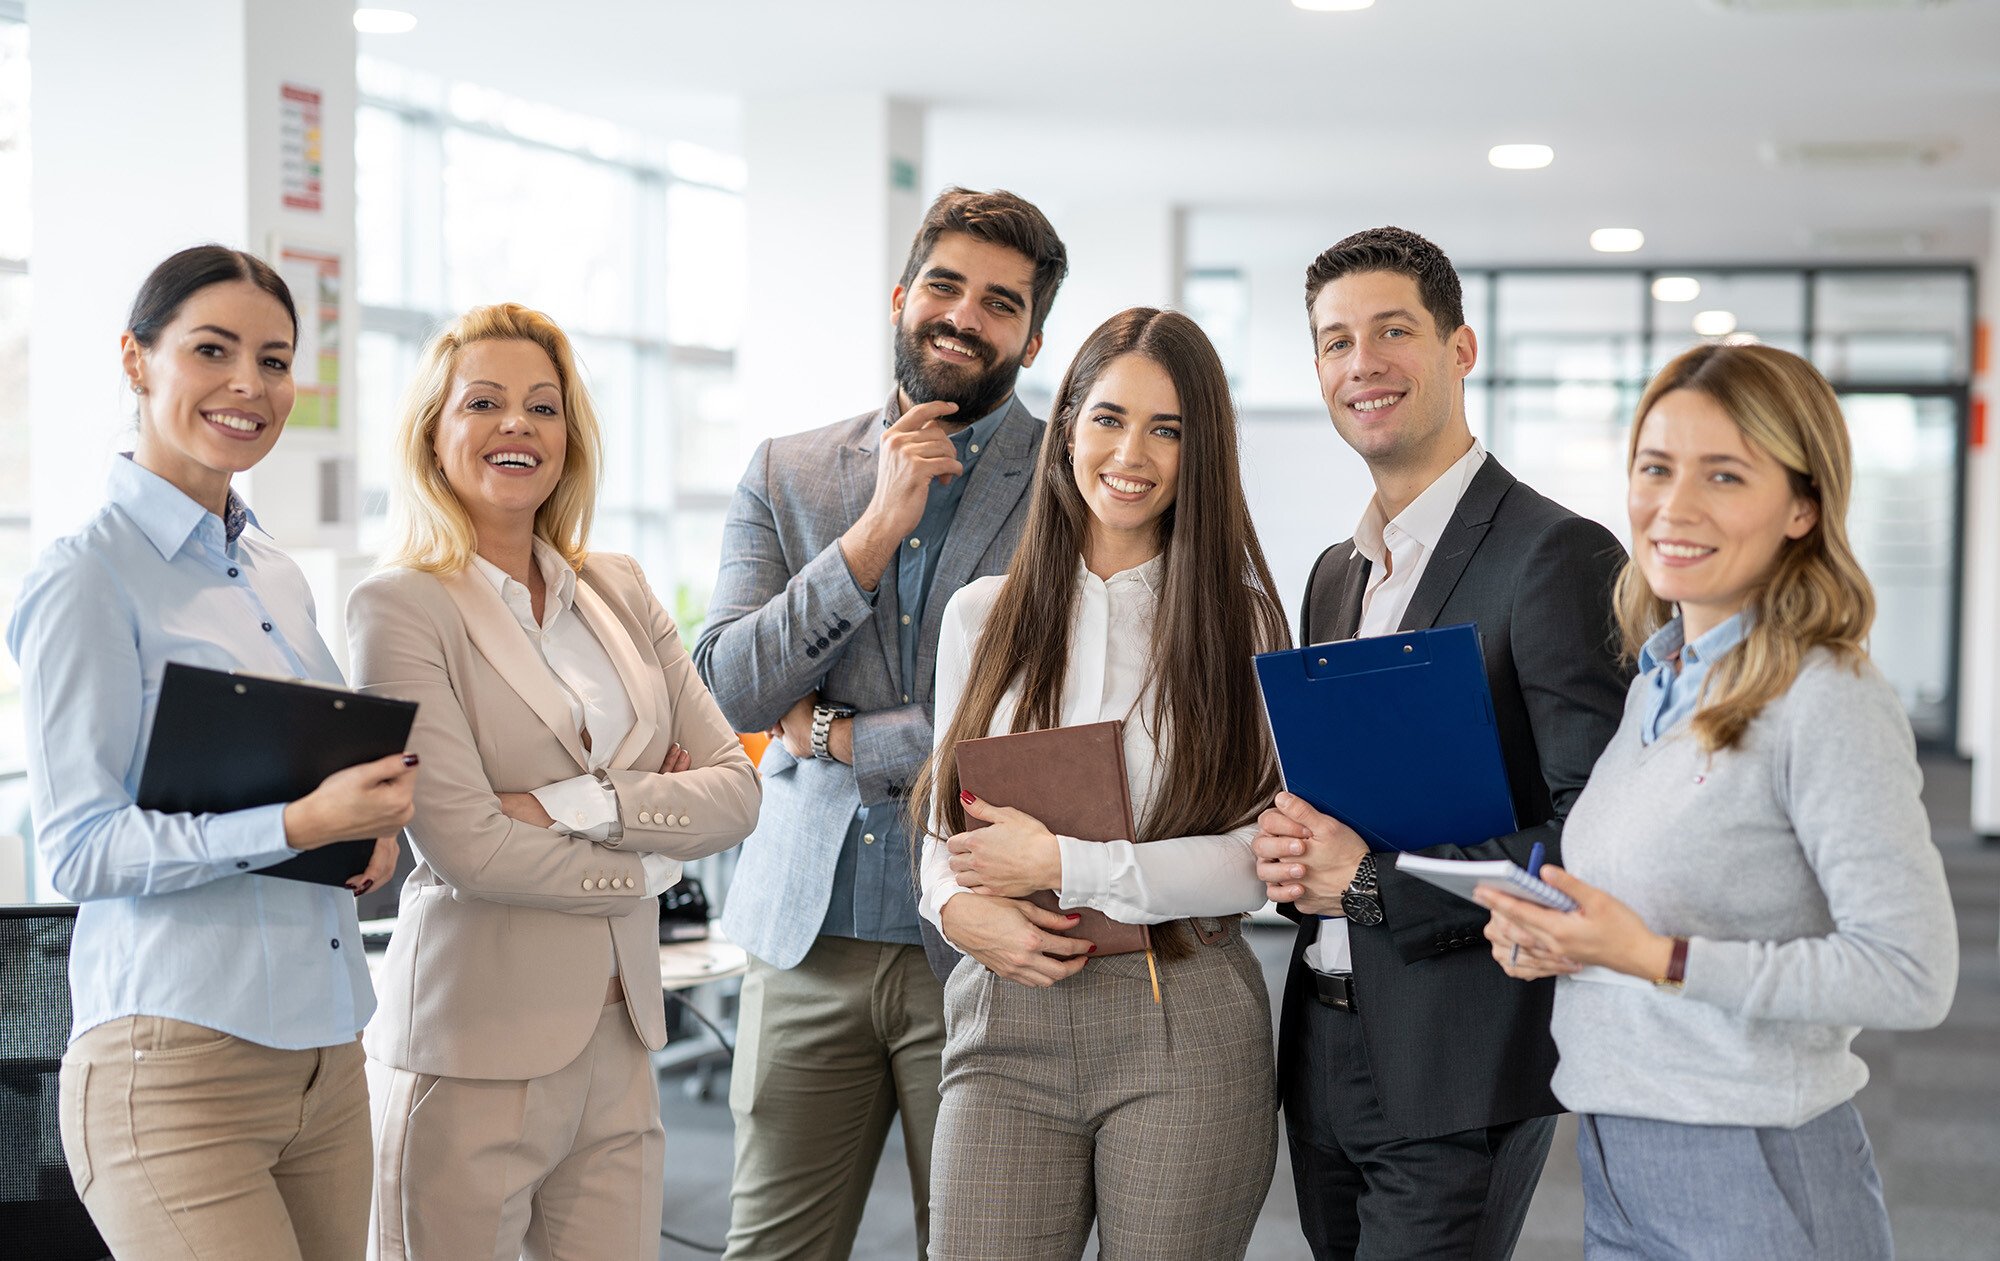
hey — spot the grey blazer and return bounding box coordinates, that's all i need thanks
[694,393,1043,969]
[1277,456,1632,1138]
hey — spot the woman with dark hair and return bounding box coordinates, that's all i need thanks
[911,308,1289,1259]
[1477,343,1957,1260]
[7,245,417,1259]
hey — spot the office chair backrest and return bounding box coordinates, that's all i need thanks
[0,905,109,1258]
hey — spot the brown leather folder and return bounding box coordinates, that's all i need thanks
[953,721,1150,957]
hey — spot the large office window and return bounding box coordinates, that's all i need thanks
[1474,266,1973,742]
[0,9,29,777]
[354,58,747,634]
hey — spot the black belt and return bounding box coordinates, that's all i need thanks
[1312,969,1356,1013]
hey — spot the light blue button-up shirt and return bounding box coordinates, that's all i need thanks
[6,456,374,1048]
[1636,611,1750,745]
[821,396,1011,945]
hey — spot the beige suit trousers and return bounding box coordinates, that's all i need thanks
[59,1016,372,1261]
[367,997,665,1261]
[929,926,1279,1261]
[723,936,946,1260]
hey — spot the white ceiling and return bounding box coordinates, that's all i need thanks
[366,0,2000,265]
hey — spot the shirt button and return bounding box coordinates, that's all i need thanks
[261,622,273,632]
[596,877,609,889]
[863,833,876,845]
[581,878,592,891]
[624,877,636,889]
[678,815,690,826]
[574,813,587,826]
[969,443,980,454]
[902,694,911,703]
[331,939,341,950]
[236,861,249,870]
[908,538,921,549]
[901,615,911,625]
[227,567,239,578]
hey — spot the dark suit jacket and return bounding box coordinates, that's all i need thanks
[1277,455,1631,1139]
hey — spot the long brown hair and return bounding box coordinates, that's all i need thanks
[1614,343,1873,752]
[909,308,1290,955]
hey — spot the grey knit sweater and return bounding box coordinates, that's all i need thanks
[1550,649,1959,1128]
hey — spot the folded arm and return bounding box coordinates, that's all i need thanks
[691,441,877,733]
[347,576,644,917]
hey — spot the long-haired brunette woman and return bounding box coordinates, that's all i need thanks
[8,245,415,1259]
[1477,343,1957,1261]
[911,307,1290,1260]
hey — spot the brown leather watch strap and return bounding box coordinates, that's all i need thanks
[1654,935,1690,991]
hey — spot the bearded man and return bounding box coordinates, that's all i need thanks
[694,188,1069,1261]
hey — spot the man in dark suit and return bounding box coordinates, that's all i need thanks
[1256,226,1631,1260]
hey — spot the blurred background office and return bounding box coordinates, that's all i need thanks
[0,2,1994,1258]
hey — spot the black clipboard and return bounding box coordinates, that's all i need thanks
[1253,623,1517,852]
[136,662,418,886]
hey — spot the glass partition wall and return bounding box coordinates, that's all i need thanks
[1471,266,1973,743]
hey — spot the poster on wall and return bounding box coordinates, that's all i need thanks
[280,84,323,213]
[274,244,341,430]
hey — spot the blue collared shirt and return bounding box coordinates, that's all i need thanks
[7,456,373,1048]
[1636,611,1750,745]
[821,396,1012,944]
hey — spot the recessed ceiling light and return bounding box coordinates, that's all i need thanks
[1293,0,1377,9]
[354,8,418,34]
[1590,228,1646,253]
[1488,144,1554,170]
[1652,276,1702,303]
[1693,310,1739,337]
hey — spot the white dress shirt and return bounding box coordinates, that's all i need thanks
[919,555,1266,940]
[1308,440,1488,974]
[474,543,680,978]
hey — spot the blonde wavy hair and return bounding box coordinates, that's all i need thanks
[380,303,602,575]
[1614,343,1873,753]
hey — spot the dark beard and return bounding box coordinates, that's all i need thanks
[893,318,1024,422]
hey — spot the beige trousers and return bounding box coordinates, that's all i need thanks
[366,997,665,1261]
[723,936,946,1261]
[58,1016,372,1261]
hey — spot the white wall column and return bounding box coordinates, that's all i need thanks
[28,0,360,634]
[739,94,924,442]
[1966,196,1999,836]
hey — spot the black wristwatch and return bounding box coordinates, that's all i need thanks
[1340,854,1384,927]
[810,703,856,760]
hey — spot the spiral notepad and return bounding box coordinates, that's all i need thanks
[1392,853,1579,912]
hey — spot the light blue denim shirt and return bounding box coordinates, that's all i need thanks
[6,456,373,1048]
[1636,610,1750,745]
[821,396,1012,944]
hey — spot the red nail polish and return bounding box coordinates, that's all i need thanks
[960,791,976,804]
[402,753,420,767]
[1086,943,1098,953]
[1067,914,1082,922]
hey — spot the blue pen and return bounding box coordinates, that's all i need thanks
[1511,842,1548,966]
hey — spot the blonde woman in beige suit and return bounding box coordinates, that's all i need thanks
[348,302,760,1261]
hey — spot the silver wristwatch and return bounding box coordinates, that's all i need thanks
[811,703,856,760]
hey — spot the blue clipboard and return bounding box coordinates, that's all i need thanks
[1253,623,1517,853]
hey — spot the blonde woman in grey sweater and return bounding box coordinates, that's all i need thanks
[1476,342,1957,1261]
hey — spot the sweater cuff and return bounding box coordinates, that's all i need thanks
[1680,935,1748,1012]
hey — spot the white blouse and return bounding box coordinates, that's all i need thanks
[474,543,679,909]
[919,555,1266,940]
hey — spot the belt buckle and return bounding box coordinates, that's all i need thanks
[1314,970,1356,1013]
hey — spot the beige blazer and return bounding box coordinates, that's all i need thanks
[346,552,760,1081]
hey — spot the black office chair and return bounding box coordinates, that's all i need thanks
[0,905,109,1259]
